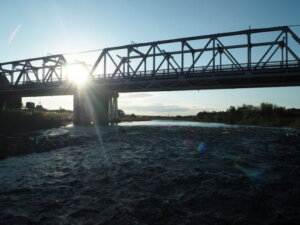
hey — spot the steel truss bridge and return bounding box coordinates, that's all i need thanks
[0,26,300,96]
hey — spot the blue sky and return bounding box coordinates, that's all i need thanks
[1,0,300,115]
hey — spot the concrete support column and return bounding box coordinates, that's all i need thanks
[73,86,118,126]
[92,91,110,126]
[0,96,22,110]
[114,93,119,121]
[108,92,119,123]
[73,91,91,125]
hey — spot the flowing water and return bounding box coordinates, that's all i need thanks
[0,120,300,225]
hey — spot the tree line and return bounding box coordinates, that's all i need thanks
[196,103,300,128]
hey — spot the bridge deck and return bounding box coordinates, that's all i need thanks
[0,62,299,97]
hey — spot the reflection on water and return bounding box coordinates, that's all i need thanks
[0,122,299,224]
[120,119,242,127]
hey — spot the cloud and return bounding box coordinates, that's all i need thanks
[121,93,154,98]
[8,24,22,45]
[123,103,190,113]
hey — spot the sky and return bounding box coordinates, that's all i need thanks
[1,0,300,115]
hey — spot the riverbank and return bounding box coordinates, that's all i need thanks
[0,130,96,160]
[119,103,300,129]
[0,110,72,133]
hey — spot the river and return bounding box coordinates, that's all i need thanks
[0,120,299,225]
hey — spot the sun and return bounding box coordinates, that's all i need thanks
[66,63,89,85]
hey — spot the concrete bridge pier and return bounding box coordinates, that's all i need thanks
[108,92,119,123]
[0,96,22,110]
[73,87,119,126]
[73,91,91,125]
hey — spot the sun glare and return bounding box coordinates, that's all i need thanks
[66,64,89,85]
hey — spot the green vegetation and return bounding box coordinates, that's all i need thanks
[119,103,300,129]
[0,110,72,132]
[120,115,152,122]
[195,103,300,128]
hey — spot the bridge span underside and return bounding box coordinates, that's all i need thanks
[1,26,300,125]
[93,68,300,92]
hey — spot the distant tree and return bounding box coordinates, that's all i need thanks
[26,102,35,109]
[197,111,207,118]
[260,103,274,117]
[238,104,256,112]
[194,103,300,128]
[228,106,236,113]
[35,105,44,111]
[273,106,285,117]
[118,109,125,117]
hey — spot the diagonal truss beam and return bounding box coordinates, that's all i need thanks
[254,31,284,69]
[132,46,153,76]
[187,39,212,73]
[216,38,243,70]
[156,46,178,74]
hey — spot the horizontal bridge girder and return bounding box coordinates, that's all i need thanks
[1,68,299,97]
[103,26,288,51]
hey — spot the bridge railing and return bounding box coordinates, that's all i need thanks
[92,60,300,81]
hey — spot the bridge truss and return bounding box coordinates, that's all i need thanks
[0,55,66,87]
[89,26,300,91]
[0,26,300,94]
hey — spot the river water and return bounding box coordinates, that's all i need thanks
[0,120,300,225]
[120,120,241,127]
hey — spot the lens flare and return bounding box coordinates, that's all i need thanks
[233,162,264,182]
[8,24,22,45]
[197,142,207,152]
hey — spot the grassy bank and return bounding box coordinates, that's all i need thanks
[0,110,72,133]
[119,115,152,122]
[119,103,300,129]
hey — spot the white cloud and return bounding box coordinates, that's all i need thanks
[119,103,205,116]
[125,103,189,113]
[121,93,155,98]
